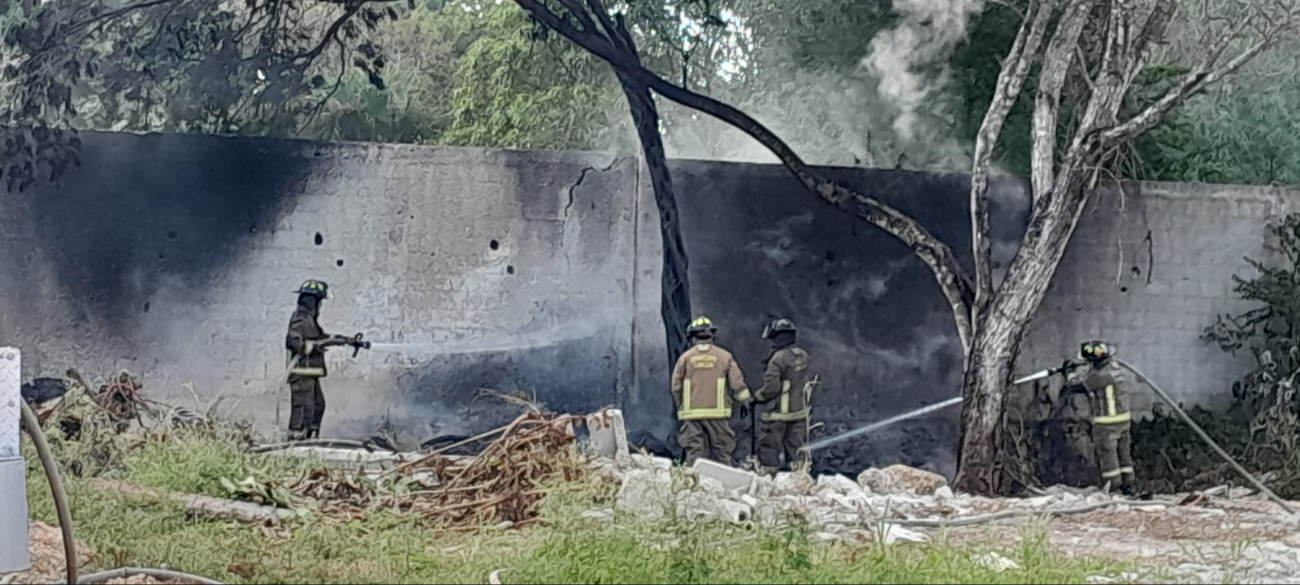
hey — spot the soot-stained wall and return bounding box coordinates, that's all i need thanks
[630,160,1029,476]
[2,131,1292,475]
[0,132,638,445]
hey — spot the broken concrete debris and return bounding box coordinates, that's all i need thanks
[857,464,949,495]
[691,458,756,491]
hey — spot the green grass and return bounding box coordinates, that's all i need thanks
[24,433,1131,584]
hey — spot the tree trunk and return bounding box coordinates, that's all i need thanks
[954,181,1091,494]
[616,74,692,363]
[953,306,1030,495]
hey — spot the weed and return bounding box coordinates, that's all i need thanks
[24,430,1130,584]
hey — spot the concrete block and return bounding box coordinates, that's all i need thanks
[585,409,630,467]
[616,468,673,520]
[879,523,929,544]
[715,499,752,523]
[691,458,757,492]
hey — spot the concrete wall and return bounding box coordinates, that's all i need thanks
[0,133,638,443]
[1020,182,1294,413]
[1,131,1292,473]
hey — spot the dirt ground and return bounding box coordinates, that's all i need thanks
[7,522,189,585]
[945,496,1300,584]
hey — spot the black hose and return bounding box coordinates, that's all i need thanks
[1117,359,1295,515]
[20,400,78,584]
[73,567,225,584]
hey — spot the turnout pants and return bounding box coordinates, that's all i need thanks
[678,419,737,466]
[758,419,809,470]
[288,377,326,440]
[1092,420,1134,486]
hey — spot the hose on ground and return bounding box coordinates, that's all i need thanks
[888,499,1170,528]
[1116,359,1295,515]
[20,400,78,585]
[72,567,225,584]
[247,439,389,454]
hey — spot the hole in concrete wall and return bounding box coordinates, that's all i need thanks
[314,150,323,157]
[490,239,500,251]
[506,265,515,275]
[142,302,150,313]
[314,233,324,246]
[336,259,344,267]
[825,250,836,263]
[826,278,837,287]
[1131,266,1142,276]
[1120,286,1129,293]
[166,230,178,241]
[157,252,166,260]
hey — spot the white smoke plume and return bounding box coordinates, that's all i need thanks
[864,0,985,144]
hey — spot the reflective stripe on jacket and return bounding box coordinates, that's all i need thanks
[286,307,329,378]
[1083,361,1130,425]
[671,342,750,420]
[756,345,812,422]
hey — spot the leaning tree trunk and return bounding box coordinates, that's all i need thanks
[615,74,692,364]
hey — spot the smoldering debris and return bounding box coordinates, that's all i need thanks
[217,412,591,529]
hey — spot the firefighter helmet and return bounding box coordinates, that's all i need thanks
[1080,340,1113,362]
[295,279,330,299]
[686,316,717,338]
[762,318,797,339]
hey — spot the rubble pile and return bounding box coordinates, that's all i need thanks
[383,412,586,528]
[609,454,1161,543]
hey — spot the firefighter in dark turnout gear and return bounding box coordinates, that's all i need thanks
[671,316,753,466]
[754,318,813,474]
[1065,340,1137,495]
[285,280,361,440]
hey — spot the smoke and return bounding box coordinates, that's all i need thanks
[864,0,984,144]
[591,0,989,173]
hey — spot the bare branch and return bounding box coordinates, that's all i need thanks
[1101,8,1296,145]
[970,0,1057,318]
[511,0,976,349]
[1030,0,1097,204]
[285,3,364,62]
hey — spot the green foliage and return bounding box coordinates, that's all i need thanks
[1134,93,1300,186]
[123,437,306,498]
[441,4,621,151]
[1134,214,1300,496]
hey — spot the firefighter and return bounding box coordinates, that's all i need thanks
[671,316,752,466]
[754,318,813,474]
[1067,340,1137,496]
[285,279,360,440]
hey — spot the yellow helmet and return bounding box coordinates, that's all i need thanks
[295,279,329,299]
[686,316,717,337]
[1080,340,1113,362]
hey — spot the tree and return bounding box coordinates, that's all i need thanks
[1,0,402,190]
[514,0,1300,494]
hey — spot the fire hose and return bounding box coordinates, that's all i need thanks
[19,400,227,584]
[1115,359,1295,515]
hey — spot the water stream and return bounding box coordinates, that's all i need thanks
[807,396,963,450]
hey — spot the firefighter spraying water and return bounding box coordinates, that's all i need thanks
[284,279,372,441]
